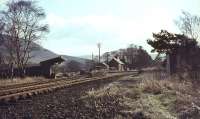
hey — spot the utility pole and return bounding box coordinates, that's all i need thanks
[92,52,94,61]
[97,43,101,63]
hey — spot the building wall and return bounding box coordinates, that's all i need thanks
[118,64,124,71]
[108,59,124,71]
[0,65,53,79]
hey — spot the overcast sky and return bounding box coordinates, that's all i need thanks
[1,0,200,56]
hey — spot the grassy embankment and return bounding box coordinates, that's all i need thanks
[80,72,200,119]
[0,77,47,86]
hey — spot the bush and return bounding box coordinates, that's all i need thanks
[178,103,200,119]
[140,79,174,94]
[79,88,123,119]
[132,111,151,119]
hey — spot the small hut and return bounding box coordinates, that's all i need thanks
[39,56,65,78]
[108,57,125,71]
[0,56,65,78]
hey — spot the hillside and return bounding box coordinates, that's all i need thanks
[0,38,90,66]
[29,45,90,65]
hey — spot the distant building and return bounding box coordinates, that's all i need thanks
[38,56,65,78]
[102,47,152,70]
[95,62,109,70]
[0,56,65,78]
[108,57,125,71]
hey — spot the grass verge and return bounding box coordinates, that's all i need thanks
[79,73,200,119]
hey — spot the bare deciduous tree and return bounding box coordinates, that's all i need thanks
[0,0,49,76]
[175,11,200,41]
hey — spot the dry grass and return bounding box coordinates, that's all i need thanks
[81,73,200,119]
[80,85,124,119]
[140,71,199,94]
[0,72,198,118]
[81,75,177,119]
[140,72,200,118]
[0,77,47,87]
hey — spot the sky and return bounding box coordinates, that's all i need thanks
[1,0,200,57]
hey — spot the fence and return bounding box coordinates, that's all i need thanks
[142,69,200,81]
[141,69,169,80]
[186,71,200,81]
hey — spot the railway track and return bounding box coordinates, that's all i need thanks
[0,71,138,103]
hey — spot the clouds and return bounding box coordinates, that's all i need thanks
[0,0,8,9]
[45,13,177,55]
[47,13,67,28]
[41,0,199,56]
[1,0,199,56]
[0,0,7,4]
[46,10,178,49]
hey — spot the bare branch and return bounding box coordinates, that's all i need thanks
[0,0,49,76]
[175,11,200,41]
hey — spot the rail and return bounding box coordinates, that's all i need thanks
[0,71,138,102]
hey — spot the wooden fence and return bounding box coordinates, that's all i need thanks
[141,69,169,80]
[142,69,200,80]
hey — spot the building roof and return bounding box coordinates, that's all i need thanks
[96,62,109,68]
[102,62,109,67]
[25,63,41,67]
[112,57,125,65]
[40,56,65,65]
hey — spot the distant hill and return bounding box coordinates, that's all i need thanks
[29,44,58,63]
[29,44,91,65]
[78,55,92,60]
[61,55,90,64]
[59,55,92,71]
[0,38,90,67]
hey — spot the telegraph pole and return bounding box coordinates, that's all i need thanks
[97,43,101,63]
[92,52,94,61]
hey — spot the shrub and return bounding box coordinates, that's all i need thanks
[80,87,124,119]
[139,79,174,94]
